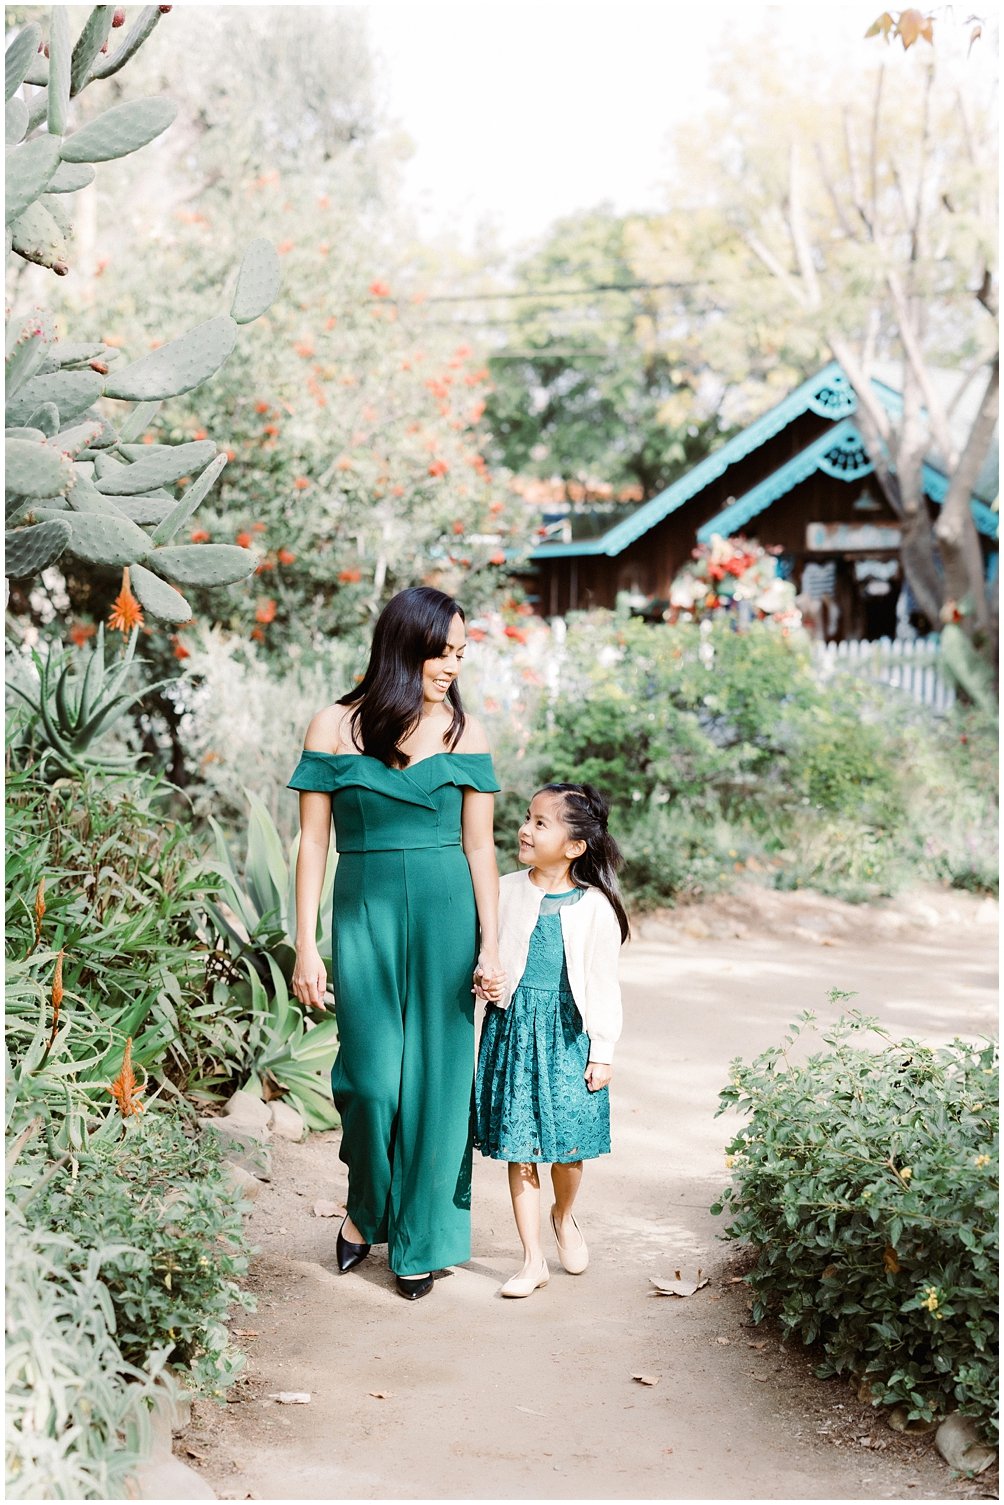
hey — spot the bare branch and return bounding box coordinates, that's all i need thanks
[885,270,958,466]
[934,359,999,630]
[786,145,823,307]
[976,268,999,320]
[841,105,873,238]
[744,231,810,308]
[813,141,856,239]
[867,66,885,234]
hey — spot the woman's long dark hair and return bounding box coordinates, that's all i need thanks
[338,587,466,767]
[539,782,630,943]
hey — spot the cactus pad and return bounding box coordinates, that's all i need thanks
[25,403,60,436]
[5,23,42,102]
[151,451,228,543]
[7,368,105,426]
[6,95,28,146]
[5,313,55,399]
[10,199,70,274]
[5,517,72,576]
[147,542,257,587]
[60,94,176,162]
[5,437,76,500]
[114,496,176,526]
[47,160,96,193]
[103,315,238,401]
[35,506,152,565]
[129,562,193,622]
[94,438,217,495]
[70,6,115,96]
[6,135,63,224]
[47,5,72,136]
[231,238,281,324]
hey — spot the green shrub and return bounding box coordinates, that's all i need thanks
[5,1199,164,1502]
[17,1113,255,1394]
[712,1010,999,1439]
[5,755,253,1102]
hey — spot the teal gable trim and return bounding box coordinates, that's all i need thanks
[697,425,999,543]
[529,360,846,561]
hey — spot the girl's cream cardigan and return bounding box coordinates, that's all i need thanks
[494,869,624,1064]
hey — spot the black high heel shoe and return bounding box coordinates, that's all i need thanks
[395,1272,434,1301]
[336,1217,370,1274]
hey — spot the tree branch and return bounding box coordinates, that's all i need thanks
[934,359,999,632]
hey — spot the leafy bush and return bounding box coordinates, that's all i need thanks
[16,1114,255,1394]
[5,752,253,1104]
[712,1011,999,1439]
[6,1199,164,1502]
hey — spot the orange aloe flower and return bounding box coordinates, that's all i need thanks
[34,878,46,946]
[108,1037,144,1117]
[107,568,144,633]
[47,948,64,1051]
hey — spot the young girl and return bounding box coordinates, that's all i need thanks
[474,782,629,1298]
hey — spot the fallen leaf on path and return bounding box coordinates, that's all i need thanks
[632,1374,660,1386]
[747,1340,768,1350]
[725,1275,747,1284]
[515,1405,545,1415]
[267,1392,311,1405]
[185,1448,206,1461]
[233,1329,259,1338]
[649,1274,710,1297]
[715,1336,731,1345]
[368,1391,393,1400]
[749,1371,769,1382]
[312,1199,345,1218]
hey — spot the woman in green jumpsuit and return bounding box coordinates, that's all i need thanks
[289,588,501,1300]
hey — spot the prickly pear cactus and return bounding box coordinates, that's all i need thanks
[4,7,282,619]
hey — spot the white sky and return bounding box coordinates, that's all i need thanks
[364,0,943,251]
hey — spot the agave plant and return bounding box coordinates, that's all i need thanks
[7,626,170,775]
[206,792,335,983]
[242,954,340,1131]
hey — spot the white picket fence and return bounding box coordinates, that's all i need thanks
[813,635,956,712]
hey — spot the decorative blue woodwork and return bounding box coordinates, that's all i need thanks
[817,430,873,481]
[807,370,857,419]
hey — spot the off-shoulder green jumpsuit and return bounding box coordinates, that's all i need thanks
[288,749,500,1276]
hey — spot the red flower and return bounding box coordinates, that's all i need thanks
[192,428,208,441]
[503,625,527,645]
[467,627,486,641]
[339,568,362,584]
[251,521,266,533]
[428,459,449,478]
[278,548,296,565]
[69,621,96,647]
[293,476,310,490]
[263,423,280,437]
[489,551,506,566]
[236,531,253,549]
[255,598,277,624]
[190,528,210,543]
[255,400,270,414]
[451,519,464,535]
[250,626,266,643]
[369,280,391,298]
[171,636,191,660]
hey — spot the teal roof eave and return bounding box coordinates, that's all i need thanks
[695,425,999,544]
[528,358,846,562]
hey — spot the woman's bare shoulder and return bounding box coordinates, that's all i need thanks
[303,703,358,754]
[454,713,491,754]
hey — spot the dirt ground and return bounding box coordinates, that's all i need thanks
[182,883,998,1502]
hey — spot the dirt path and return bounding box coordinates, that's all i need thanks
[184,885,998,1501]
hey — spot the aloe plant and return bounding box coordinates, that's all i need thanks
[5,8,282,614]
[244,955,340,1131]
[7,626,170,775]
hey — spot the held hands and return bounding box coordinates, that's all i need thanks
[473,950,506,1004]
[584,1061,613,1092]
[292,945,328,1010]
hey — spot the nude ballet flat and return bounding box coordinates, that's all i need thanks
[499,1258,549,1299]
[550,1206,589,1274]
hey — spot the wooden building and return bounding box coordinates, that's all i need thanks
[520,362,998,640]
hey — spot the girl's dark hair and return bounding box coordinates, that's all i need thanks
[337,587,466,767]
[538,782,630,943]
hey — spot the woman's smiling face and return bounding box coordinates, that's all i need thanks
[421,612,466,708]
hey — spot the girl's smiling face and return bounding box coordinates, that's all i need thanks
[421,612,466,708]
[517,791,586,870]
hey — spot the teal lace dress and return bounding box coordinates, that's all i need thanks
[474,888,611,1163]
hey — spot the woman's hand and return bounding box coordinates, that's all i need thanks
[584,1061,612,1092]
[292,945,328,1009]
[473,963,506,1003]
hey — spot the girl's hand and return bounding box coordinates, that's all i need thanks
[473,964,506,1003]
[292,945,327,1009]
[584,1061,612,1092]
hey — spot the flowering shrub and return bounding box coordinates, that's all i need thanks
[712,1010,999,1439]
[668,534,801,625]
